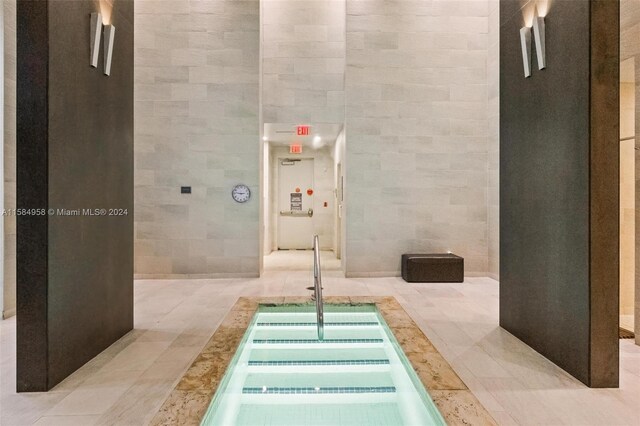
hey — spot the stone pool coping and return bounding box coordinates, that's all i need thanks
[150,296,496,425]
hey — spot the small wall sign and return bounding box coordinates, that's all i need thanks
[290,193,302,211]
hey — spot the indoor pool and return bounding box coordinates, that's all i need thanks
[201,304,446,426]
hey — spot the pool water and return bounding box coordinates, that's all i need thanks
[201,304,446,426]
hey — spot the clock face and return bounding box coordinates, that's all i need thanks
[231,184,251,203]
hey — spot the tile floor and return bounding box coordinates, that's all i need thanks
[263,250,342,271]
[1,272,639,425]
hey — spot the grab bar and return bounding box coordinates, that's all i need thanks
[313,235,324,341]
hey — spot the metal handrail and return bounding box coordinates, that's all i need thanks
[313,235,324,341]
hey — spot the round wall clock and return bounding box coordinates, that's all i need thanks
[231,184,251,203]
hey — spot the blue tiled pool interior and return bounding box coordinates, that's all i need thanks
[201,304,446,425]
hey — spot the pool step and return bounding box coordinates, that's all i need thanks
[256,321,379,327]
[240,390,397,405]
[244,371,394,390]
[252,326,383,342]
[248,359,390,366]
[256,312,380,325]
[250,347,390,364]
[235,402,405,425]
[243,386,396,394]
[253,338,383,344]
[247,359,391,373]
[250,340,384,350]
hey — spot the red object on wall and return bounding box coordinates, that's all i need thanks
[297,125,310,136]
[290,144,302,154]
[324,201,328,207]
[307,189,313,196]
[295,187,301,193]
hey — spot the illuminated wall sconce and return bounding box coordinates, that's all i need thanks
[519,26,532,78]
[103,25,115,76]
[532,12,546,70]
[90,13,102,68]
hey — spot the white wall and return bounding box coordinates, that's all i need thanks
[2,0,15,318]
[262,0,345,124]
[131,0,496,279]
[263,141,271,255]
[134,0,261,278]
[488,0,499,279]
[620,82,634,317]
[333,129,345,258]
[270,145,335,250]
[345,0,491,276]
[621,0,640,343]
[0,1,4,317]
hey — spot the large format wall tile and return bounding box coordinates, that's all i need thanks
[345,0,490,276]
[3,0,16,318]
[262,0,345,125]
[621,0,640,346]
[134,0,260,277]
[488,0,499,279]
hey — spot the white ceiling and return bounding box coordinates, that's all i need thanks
[263,123,343,149]
[621,58,635,84]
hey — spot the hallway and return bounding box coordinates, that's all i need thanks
[1,275,639,425]
[263,250,341,271]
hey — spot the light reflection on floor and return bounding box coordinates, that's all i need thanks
[263,249,342,272]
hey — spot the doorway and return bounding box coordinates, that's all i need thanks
[261,123,344,273]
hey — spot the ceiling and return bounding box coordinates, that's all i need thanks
[621,58,635,84]
[263,123,343,149]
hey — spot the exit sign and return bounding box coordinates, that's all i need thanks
[290,144,303,154]
[297,125,310,136]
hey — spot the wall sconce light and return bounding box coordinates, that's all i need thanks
[519,26,532,78]
[103,25,115,76]
[90,13,102,68]
[532,11,546,70]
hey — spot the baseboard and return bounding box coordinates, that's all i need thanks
[345,271,401,278]
[463,272,489,277]
[134,273,260,280]
[2,308,16,319]
[345,271,495,279]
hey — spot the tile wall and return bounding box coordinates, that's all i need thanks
[345,0,491,276]
[134,0,261,277]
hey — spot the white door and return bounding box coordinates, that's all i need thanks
[278,158,314,249]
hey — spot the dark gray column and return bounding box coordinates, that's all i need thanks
[17,0,134,391]
[500,0,619,387]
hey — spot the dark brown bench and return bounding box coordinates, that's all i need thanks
[401,253,464,283]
